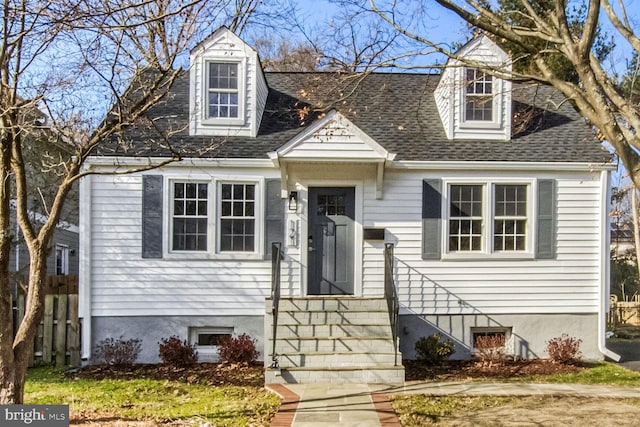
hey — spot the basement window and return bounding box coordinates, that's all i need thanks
[471,327,511,357]
[189,327,233,362]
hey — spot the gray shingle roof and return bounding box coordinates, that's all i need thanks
[99,71,611,163]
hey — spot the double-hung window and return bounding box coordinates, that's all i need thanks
[172,182,209,251]
[207,62,239,119]
[219,183,256,252]
[448,185,483,251]
[464,68,494,122]
[167,179,260,257]
[446,182,530,255]
[494,185,527,251]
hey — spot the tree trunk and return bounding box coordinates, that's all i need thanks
[3,248,48,405]
[0,116,19,402]
[633,189,640,294]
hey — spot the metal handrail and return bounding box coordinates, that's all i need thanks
[384,243,400,366]
[269,242,282,369]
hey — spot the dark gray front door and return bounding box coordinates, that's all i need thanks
[308,187,355,295]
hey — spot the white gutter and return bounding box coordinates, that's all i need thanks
[85,156,275,169]
[390,160,617,172]
[600,169,620,361]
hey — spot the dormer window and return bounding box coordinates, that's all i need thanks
[465,68,493,122]
[433,35,512,140]
[207,62,239,119]
[188,27,269,137]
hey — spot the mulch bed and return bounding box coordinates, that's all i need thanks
[65,362,265,387]
[404,358,588,382]
[66,359,587,387]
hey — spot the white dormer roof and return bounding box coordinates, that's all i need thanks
[188,27,268,137]
[435,35,512,141]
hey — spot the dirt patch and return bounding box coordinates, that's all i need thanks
[437,396,640,427]
[404,358,587,381]
[66,362,264,387]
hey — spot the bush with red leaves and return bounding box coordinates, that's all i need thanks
[217,333,259,364]
[94,337,142,366]
[158,336,198,367]
[546,334,582,364]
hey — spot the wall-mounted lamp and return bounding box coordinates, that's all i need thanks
[288,191,298,211]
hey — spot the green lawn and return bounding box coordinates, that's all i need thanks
[25,362,640,425]
[520,362,640,386]
[25,367,280,426]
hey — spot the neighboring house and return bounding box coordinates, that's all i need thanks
[9,203,80,297]
[9,108,80,299]
[611,222,634,258]
[79,28,616,384]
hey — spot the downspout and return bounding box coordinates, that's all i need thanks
[79,174,92,362]
[600,169,620,361]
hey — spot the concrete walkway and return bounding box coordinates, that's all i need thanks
[267,381,640,427]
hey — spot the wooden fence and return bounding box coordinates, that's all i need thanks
[44,274,78,295]
[12,275,80,367]
[609,296,640,328]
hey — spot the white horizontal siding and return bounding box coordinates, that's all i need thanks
[86,166,606,319]
[362,170,604,315]
[88,173,272,317]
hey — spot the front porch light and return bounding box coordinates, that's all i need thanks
[288,191,298,211]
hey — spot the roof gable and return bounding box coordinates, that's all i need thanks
[274,110,393,162]
[452,34,511,66]
[190,26,256,57]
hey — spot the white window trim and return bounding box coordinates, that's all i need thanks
[200,57,246,127]
[163,175,264,260]
[458,67,503,130]
[55,244,69,275]
[442,178,535,260]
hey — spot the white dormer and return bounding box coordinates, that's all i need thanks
[435,35,512,141]
[189,27,268,137]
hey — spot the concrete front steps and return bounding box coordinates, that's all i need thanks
[264,297,404,384]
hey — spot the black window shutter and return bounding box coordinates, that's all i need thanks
[264,179,284,260]
[142,175,163,258]
[536,179,556,259]
[422,179,442,260]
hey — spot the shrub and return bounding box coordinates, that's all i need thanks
[415,333,455,365]
[94,336,142,366]
[158,336,198,367]
[546,334,582,364]
[474,334,507,365]
[217,333,259,364]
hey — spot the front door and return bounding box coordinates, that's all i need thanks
[308,187,355,295]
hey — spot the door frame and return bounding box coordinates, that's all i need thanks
[300,180,363,297]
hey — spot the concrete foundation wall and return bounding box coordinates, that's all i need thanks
[90,315,264,364]
[90,312,602,364]
[399,312,601,361]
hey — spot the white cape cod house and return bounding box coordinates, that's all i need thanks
[79,27,616,384]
